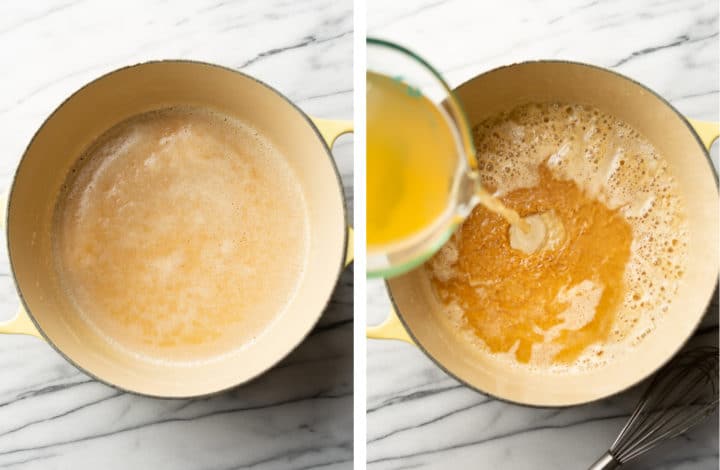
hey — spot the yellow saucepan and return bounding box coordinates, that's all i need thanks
[370,60,719,407]
[0,60,353,398]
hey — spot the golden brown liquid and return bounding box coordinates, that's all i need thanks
[428,103,688,371]
[431,165,632,363]
[53,107,308,364]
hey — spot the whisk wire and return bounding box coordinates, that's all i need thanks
[600,346,719,467]
[610,367,682,456]
[622,401,718,462]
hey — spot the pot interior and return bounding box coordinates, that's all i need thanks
[8,61,346,397]
[388,61,718,406]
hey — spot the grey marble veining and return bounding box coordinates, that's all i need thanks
[367,0,718,469]
[0,1,353,469]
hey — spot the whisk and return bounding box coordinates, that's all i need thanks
[589,346,719,469]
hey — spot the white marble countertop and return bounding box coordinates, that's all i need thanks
[0,1,353,469]
[367,0,718,469]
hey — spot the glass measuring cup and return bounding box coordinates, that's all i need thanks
[367,38,479,278]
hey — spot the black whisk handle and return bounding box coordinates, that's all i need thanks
[588,452,621,470]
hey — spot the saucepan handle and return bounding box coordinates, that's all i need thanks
[0,194,41,338]
[687,118,720,151]
[310,117,354,267]
[312,117,353,147]
[0,305,40,337]
[367,307,414,344]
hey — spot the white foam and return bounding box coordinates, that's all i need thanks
[428,238,459,282]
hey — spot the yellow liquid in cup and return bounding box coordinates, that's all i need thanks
[366,71,459,249]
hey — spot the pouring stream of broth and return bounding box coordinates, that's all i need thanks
[367,71,549,259]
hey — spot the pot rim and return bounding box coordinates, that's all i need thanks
[386,58,718,409]
[6,59,349,399]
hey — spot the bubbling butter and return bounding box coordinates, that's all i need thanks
[427,102,688,373]
[53,107,310,365]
